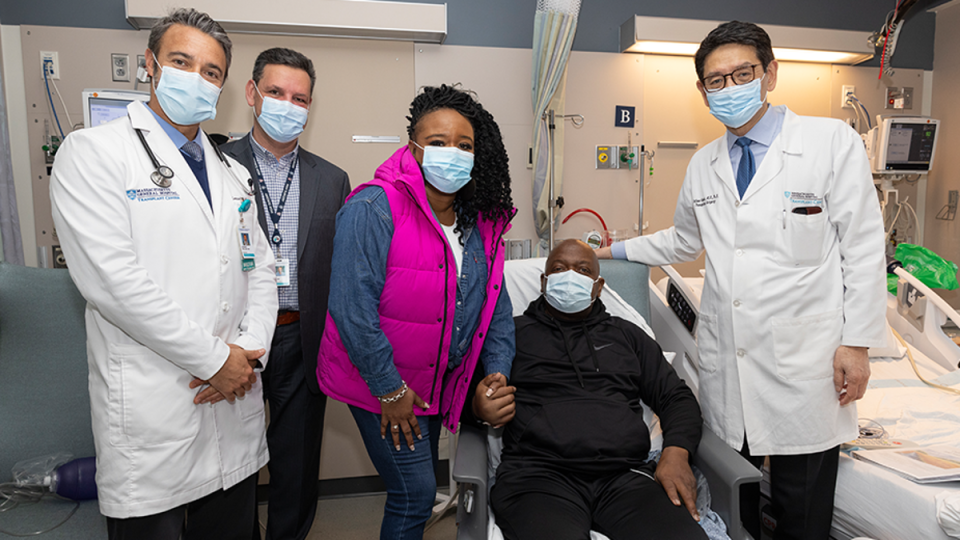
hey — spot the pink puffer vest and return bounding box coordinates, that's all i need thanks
[317,146,510,431]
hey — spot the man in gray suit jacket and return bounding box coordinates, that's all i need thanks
[222,47,350,540]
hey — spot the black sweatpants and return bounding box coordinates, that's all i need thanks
[739,439,840,540]
[106,473,258,540]
[490,464,707,540]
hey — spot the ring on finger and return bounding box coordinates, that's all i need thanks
[392,424,399,431]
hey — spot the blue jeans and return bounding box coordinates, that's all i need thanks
[349,406,442,540]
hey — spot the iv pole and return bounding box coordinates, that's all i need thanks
[637,147,654,236]
[547,110,556,250]
[543,109,584,250]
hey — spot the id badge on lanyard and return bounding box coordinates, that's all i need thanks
[254,153,298,286]
[238,198,256,272]
[275,257,290,286]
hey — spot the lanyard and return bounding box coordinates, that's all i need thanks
[253,154,298,247]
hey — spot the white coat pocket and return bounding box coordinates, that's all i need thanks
[107,344,201,447]
[770,308,842,381]
[695,313,720,373]
[236,375,265,420]
[779,211,827,267]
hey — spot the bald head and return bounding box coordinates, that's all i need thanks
[539,240,605,319]
[544,239,600,279]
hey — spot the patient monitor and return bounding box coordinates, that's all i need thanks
[81,89,150,129]
[863,116,940,175]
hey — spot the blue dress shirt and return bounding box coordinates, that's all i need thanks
[250,133,301,311]
[146,106,210,206]
[725,103,785,187]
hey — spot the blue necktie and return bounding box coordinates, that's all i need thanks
[180,141,212,207]
[735,137,755,199]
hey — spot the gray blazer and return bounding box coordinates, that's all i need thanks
[222,134,351,393]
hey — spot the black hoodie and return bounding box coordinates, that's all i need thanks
[499,297,702,476]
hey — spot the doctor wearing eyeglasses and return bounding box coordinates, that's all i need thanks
[50,8,277,539]
[599,21,886,540]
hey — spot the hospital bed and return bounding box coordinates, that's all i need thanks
[832,269,960,540]
[643,264,960,540]
[453,259,762,540]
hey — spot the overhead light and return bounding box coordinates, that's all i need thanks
[621,16,873,65]
[126,0,446,43]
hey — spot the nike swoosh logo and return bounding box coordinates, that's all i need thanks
[593,343,613,351]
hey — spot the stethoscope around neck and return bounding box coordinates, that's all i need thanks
[134,127,253,196]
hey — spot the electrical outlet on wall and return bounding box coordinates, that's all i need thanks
[841,85,855,109]
[112,53,130,82]
[40,51,59,80]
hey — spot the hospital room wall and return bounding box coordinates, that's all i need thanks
[12,24,415,483]
[3,25,933,485]
[14,25,414,276]
[927,2,960,308]
[413,47,925,282]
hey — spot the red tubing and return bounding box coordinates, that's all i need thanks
[562,208,608,232]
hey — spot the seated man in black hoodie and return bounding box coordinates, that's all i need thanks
[487,239,706,540]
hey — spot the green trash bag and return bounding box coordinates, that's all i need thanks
[888,243,960,294]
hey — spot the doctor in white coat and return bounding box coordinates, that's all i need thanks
[50,9,276,540]
[599,21,886,540]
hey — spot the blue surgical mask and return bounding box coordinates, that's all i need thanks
[152,53,221,125]
[255,86,309,144]
[706,76,765,129]
[544,270,599,314]
[413,142,474,194]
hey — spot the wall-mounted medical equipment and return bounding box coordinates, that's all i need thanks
[863,116,939,175]
[81,89,149,129]
[868,0,923,78]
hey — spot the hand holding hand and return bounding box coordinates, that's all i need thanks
[472,372,516,428]
[380,384,429,451]
[654,446,699,521]
[190,345,263,405]
[834,345,870,406]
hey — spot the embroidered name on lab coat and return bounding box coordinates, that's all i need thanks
[126,188,181,202]
[694,194,719,207]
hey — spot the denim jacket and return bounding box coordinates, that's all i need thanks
[328,185,515,397]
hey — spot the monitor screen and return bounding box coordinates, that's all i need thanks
[884,122,937,172]
[88,97,132,128]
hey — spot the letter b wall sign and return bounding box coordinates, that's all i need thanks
[615,105,635,127]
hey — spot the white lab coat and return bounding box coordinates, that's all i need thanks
[50,101,278,518]
[625,106,886,456]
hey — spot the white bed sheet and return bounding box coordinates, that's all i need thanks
[832,347,960,540]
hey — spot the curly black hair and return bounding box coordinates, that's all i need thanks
[406,84,513,244]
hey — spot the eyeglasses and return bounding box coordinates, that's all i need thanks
[702,64,762,93]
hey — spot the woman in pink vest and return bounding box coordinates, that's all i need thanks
[318,85,516,539]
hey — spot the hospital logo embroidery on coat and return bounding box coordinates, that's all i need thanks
[127,187,181,202]
[785,191,824,206]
